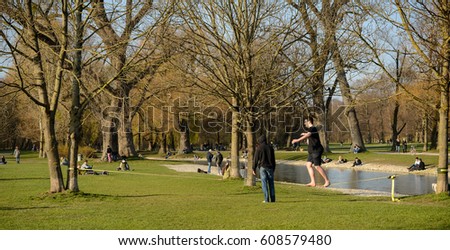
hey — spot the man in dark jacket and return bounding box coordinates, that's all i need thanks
[252,134,276,203]
[215,151,224,175]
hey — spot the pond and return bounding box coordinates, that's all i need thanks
[273,163,437,196]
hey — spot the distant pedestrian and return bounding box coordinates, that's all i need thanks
[106,145,112,163]
[13,146,20,164]
[215,151,224,175]
[252,134,276,203]
[206,149,214,173]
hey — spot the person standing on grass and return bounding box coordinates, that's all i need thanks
[252,134,276,203]
[13,146,20,164]
[206,149,214,174]
[106,145,112,163]
[215,151,224,175]
[291,117,330,187]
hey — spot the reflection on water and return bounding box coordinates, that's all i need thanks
[274,163,437,195]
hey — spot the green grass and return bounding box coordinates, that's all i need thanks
[0,151,449,229]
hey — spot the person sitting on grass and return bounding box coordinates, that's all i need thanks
[80,160,93,169]
[0,155,7,164]
[337,156,347,164]
[408,157,425,171]
[352,157,362,167]
[117,156,130,171]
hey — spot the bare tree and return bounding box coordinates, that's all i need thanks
[177,0,299,184]
[287,0,333,152]
[394,1,449,194]
[359,1,449,194]
[90,0,176,157]
[1,0,70,192]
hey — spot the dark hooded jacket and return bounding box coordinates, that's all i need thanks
[252,135,276,171]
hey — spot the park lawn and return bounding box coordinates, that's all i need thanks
[0,153,449,230]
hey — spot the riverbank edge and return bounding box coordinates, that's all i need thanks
[154,157,434,197]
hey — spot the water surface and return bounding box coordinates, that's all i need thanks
[274,163,437,195]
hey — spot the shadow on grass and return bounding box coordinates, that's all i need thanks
[0,177,49,181]
[0,206,53,211]
[33,191,174,201]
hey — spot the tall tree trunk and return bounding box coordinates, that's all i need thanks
[229,98,240,179]
[331,46,366,152]
[422,115,428,152]
[66,0,83,192]
[435,33,449,193]
[102,99,119,160]
[118,95,137,157]
[178,118,192,154]
[389,83,406,151]
[43,111,64,193]
[38,114,45,158]
[436,87,449,193]
[158,133,167,154]
[67,118,80,191]
[312,88,331,153]
[429,112,438,150]
[245,118,256,186]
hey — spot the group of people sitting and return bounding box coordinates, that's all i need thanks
[407,157,426,172]
[58,155,131,175]
[333,155,426,172]
[336,155,362,167]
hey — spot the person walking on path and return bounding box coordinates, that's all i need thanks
[206,149,214,174]
[215,151,224,175]
[252,134,276,203]
[13,146,20,164]
[291,117,330,187]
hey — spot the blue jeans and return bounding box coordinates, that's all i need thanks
[260,167,275,202]
[207,162,212,173]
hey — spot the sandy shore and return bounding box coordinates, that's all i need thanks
[159,157,435,197]
[161,157,436,176]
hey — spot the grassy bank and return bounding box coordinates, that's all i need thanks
[0,152,449,230]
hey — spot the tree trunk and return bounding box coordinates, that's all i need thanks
[422,115,428,152]
[390,96,402,151]
[67,125,80,191]
[66,1,83,192]
[435,88,449,194]
[229,99,241,179]
[66,79,82,191]
[178,118,192,154]
[331,46,366,152]
[101,99,119,160]
[39,115,45,158]
[158,133,167,154]
[430,115,438,150]
[118,96,137,157]
[43,111,65,193]
[312,89,331,153]
[245,118,256,186]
